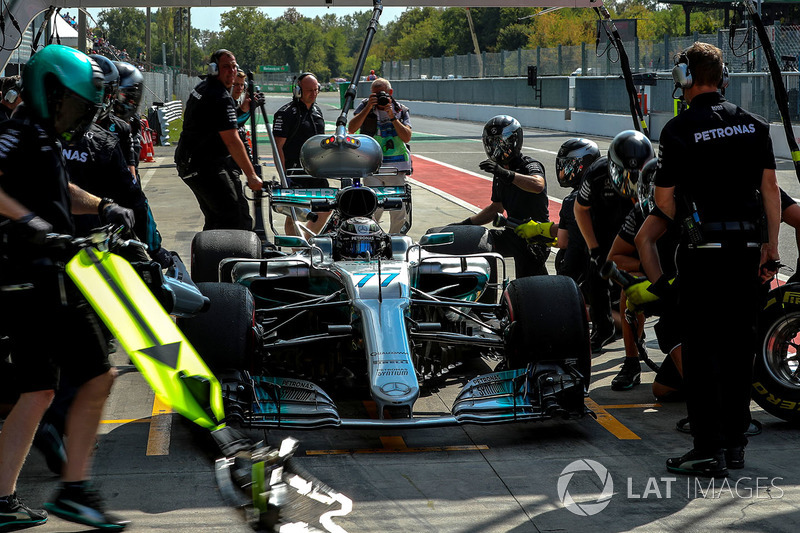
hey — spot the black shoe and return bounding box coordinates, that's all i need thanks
[33,422,66,476]
[725,447,745,469]
[611,358,641,391]
[44,482,129,530]
[0,492,47,529]
[590,327,615,354]
[666,449,728,478]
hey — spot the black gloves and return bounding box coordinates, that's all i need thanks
[479,159,515,184]
[648,275,678,308]
[150,246,174,269]
[588,247,604,277]
[12,213,52,245]
[453,217,474,226]
[252,91,265,107]
[99,199,135,231]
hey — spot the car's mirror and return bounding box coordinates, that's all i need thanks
[275,236,311,248]
[419,233,454,246]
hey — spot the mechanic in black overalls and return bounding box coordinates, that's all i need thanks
[457,115,550,278]
[175,49,263,230]
[113,61,145,170]
[636,42,780,478]
[273,72,327,235]
[574,132,651,352]
[553,138,600,283]
[0,45,132,529]
[609,158,682,393]
[90,55,137,179]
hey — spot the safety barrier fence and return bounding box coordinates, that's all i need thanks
[382,24,800,79]
[355,70,800,126]
[146,100,182,147]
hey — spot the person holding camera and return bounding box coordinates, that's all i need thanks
[348,78,412,234]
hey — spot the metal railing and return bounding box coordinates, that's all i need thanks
[382,24,800,80]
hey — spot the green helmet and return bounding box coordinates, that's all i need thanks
[21,45,103,136]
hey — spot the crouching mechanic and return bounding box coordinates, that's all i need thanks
[607,159,683,395]
[457,115,550,278]
[0,45,132,529]
[517,138,601,283]
[574,130,652,353]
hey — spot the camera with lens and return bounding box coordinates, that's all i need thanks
[376,91,391,106]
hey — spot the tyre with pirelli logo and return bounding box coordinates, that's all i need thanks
[754,283,800,422]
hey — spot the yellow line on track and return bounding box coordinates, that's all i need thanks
[100,418,150,424]
[585,398,641,440]
[599,403,661,409]
[146,395,174,456]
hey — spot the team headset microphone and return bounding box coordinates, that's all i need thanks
[207,49,231,77]
[292,72,315,100]
[671,52,730,100]
[3,79,20,104]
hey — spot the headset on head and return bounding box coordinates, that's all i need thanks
[3,78,20,104]
[207,49,231,77]
[292,72,315,99]
[672,50,729,92]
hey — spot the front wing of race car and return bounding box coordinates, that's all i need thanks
[219,361,588,430]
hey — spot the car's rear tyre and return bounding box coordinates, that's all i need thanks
[425,224,498,303]
[503,275,590,381]
[191,230,261,283]
[178,282,255,373]
[753,284,800,422]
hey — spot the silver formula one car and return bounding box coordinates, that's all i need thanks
[177,178,591,431]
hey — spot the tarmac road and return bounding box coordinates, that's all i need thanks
[10,93,800,532]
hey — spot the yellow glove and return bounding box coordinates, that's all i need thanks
[624,279,659,312]
[515,221,554,240]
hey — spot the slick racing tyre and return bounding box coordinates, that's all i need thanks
[425,224,498,303]
[753,283,800,422]
[502,275,591,383]
[191,230,262,283]
[177,282,255,373]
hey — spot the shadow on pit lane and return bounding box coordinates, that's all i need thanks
[85,418,232,516]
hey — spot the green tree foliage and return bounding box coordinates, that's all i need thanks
[97,7,146,57]
[96,4,734,80]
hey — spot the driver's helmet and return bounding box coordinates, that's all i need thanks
[89,54,119,121]
[21,45,103,140]
[334,217,391,260]
[555,138,600,189]
[112,61,144,120]
[608,130,654,198]
[637,158,658,216]
[482,115,522,164]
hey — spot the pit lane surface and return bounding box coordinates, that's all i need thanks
[14,93,800,532]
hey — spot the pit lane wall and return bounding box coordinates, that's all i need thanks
[359,75,800,160]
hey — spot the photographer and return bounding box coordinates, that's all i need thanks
[348,78,412,234]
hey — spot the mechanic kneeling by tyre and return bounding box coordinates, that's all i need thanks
[636,42,781,479]
[454,115,551,278]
